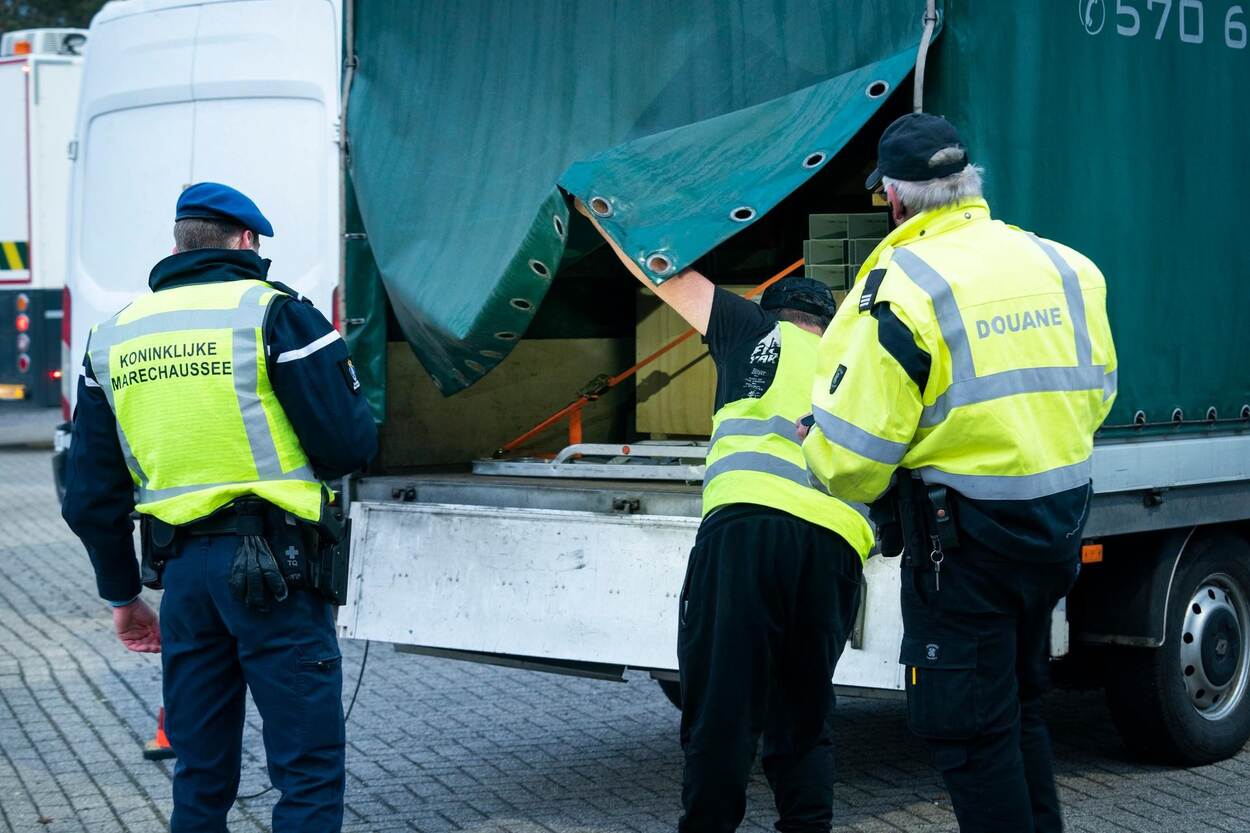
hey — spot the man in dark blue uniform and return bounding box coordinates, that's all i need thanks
[62,183,377,832]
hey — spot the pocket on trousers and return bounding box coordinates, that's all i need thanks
[298,653,342,674]
[678,547,696,628]
[900,634,978,740]
[297,649,345,745]
[901,565,936,609]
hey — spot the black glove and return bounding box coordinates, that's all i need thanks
[228,535,289,611]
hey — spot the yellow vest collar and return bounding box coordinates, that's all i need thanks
[852,199,991,283]
[886,198,991,249]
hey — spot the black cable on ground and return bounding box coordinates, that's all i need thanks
[236,639,371,801]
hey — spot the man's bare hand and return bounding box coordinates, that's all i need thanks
[113,598,161,653]
[796,414,813,441]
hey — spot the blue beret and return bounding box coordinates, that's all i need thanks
[175,182,274,237]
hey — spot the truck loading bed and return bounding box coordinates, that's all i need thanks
[354,430,1250,537]
[354,472,702,519]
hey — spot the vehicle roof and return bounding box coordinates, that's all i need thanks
[93,0,250,27]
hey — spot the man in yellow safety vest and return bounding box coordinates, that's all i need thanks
[801,114,1117,833]
[62,182,377,832]
[579,199,873,833]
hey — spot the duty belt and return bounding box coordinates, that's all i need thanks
[183,501,269,537]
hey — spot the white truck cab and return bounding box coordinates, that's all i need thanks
[60,0,342,420]
[0,28,86,407]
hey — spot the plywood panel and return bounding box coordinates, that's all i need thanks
[382,338,633,467]
[635,286,753,437]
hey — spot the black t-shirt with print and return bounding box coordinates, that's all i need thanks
[704,287,782,412]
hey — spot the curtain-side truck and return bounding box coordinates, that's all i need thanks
[55,0,1250,768]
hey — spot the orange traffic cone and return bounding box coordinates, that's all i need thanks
[143,706,177,761]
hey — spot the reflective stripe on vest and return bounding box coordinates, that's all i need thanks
[704,450,822,493]
[812,406,907,466]
[88,281,320,520]
[892,245,1112,429]
[919,458,1093,501]
[891,242,1106,500]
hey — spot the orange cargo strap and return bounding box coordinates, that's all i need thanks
[496,258,805,455]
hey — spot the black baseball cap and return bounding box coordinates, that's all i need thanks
[864,113,969,190]
[761,276,837,319]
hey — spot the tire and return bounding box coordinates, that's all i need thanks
[657,678,682,710]
[1105,530,1250,765]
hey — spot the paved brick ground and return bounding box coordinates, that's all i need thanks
[3,439,1250,832]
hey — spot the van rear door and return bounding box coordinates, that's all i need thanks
[190,0,340,313]
[67,3,197,400]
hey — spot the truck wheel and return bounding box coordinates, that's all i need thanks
[1105,530,1250,765]
[657,679,682,710]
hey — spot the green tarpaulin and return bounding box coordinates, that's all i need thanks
[928,0,1249,431]
[349,0,1248,433]
[347,1,929,395]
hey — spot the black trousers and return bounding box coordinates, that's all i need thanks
[900,543,1079,833]
[677,505,863,833]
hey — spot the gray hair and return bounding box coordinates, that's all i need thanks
[173,218,255,252]
[883,163,985,214]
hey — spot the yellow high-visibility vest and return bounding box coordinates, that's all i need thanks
[87,279,324,526]
[704,320,876,560]
[805,198,1117,504]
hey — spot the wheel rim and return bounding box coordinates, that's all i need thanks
[1179,572,1250,721]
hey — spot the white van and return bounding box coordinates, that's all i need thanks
[0,29,86,408]
[59,0,342,433]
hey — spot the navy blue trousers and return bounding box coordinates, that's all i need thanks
[901,544,1079,833]
[160,534,345,833]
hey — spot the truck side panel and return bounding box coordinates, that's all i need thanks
[29,59,80,293]
[0,59,30,286]
[341,501,908,690]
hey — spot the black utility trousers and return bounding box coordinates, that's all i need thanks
[900,543,1080,833]
[677,504,863,833]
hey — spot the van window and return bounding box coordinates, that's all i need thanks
[80,103,193,293]
[192,98,329,291]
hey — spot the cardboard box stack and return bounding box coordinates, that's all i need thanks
[804,212,889,302]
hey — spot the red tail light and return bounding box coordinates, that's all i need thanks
[61,286,71,421]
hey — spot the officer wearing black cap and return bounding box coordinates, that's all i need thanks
[578,200,875,833]
[62,182,378,832]
[862,111,969,192]
[803,114,1117,833]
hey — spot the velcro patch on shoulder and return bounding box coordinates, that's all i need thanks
[267,280,311,304]
[340,358,362,394]
[829,364,847,394]
[858,269,887,313]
